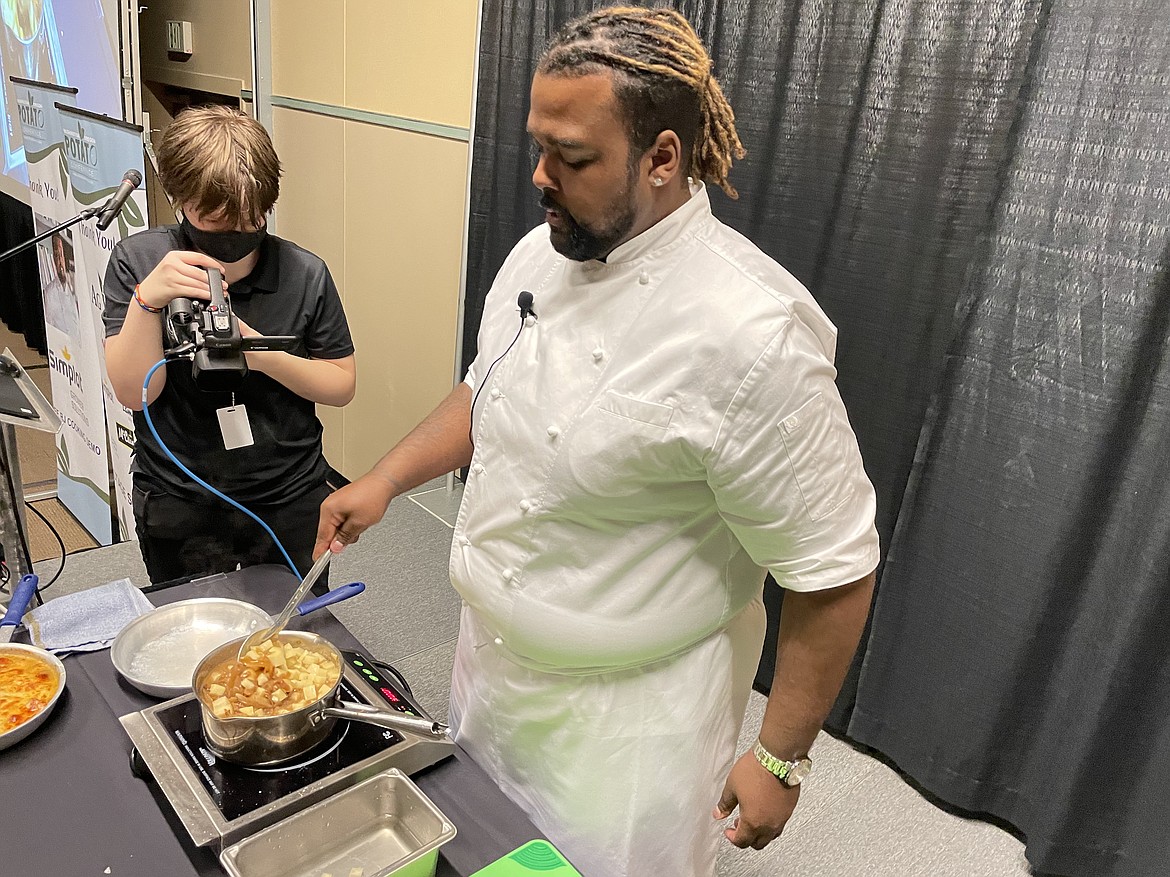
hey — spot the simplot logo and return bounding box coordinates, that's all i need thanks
[62,123,98,167]
[16,90,44,130]
[47,346,83,391]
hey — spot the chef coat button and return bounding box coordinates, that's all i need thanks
[489,387,502,399]
[638,270,650,285]
[519,499,532,513]
[460,536,470,547]
[782,415,799,432]
[525,314,537,327]
[592,347,604,361]
[493,637,503,646]
[546,425,560,438]
[472,463,485,475]
[502,567,515,581]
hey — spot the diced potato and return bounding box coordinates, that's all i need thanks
[199,636,341,719]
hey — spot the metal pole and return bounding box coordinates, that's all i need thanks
[251,0,276,235]
[448,0,486,496]
[0,422,33,579]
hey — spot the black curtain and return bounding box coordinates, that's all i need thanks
[846,3,1170,876]
[463,2,1170,874]
[0,190,45,354]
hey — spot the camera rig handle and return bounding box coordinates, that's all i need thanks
[162,267,299,392]
[200,267,240,349]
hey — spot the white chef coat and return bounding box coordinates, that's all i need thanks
[43,274,79,338]
[450,183,880,877]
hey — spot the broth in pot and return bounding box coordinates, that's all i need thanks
[198,635,342,719]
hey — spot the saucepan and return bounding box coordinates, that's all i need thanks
[192,630,447,767]
[111,582,366,699]
[0,574,68,751]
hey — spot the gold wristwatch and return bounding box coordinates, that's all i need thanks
[753,739,812,787]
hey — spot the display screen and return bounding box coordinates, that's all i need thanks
[0,0,122,200]
[342,651,421,717]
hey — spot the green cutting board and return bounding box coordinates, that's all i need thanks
[469,840,582,876]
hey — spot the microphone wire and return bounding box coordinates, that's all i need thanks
[468,304,530,445]
[140,358,302,579]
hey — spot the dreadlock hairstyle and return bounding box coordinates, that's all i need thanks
[538,6,746,198]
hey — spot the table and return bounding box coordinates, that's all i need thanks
[0,565,545,876]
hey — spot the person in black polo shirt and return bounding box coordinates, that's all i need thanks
[102,105,355,587]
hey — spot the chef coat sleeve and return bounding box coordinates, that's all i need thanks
[706,311,880,592]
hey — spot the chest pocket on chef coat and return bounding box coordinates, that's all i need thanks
[777,392,856,521]
[563,391,682,501]
[599,391,674,428]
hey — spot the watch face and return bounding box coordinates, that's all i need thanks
[785,758,812,786]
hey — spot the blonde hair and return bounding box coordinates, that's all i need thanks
[157,105,281,227]
[539,6,746,198]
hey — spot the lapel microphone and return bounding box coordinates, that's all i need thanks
[469,291,538,443]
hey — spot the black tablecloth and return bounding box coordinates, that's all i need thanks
[0,565,544,876]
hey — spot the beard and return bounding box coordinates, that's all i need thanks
[539,184,638,262]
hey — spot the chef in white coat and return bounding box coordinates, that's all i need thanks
[317,7,880,876]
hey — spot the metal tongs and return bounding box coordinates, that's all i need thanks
[236,551,332,659]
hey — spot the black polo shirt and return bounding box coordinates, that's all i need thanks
[103,225,354,504]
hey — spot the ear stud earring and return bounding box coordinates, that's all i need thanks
[651,177,665,187]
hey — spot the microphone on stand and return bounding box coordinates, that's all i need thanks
[95,169,143,231]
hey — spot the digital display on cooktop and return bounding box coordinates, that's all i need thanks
[158,678,404,823]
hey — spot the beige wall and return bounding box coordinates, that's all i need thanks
[271,2,479,477]
[139,0,253,97]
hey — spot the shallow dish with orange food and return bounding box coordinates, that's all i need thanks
[0,643,67,751]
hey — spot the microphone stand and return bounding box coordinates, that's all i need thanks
[0,203,105,265]
[0,196,117,588]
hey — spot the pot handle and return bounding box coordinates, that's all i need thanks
[320,700,449,738]
[295,581,366,616]
[1,574,39,632]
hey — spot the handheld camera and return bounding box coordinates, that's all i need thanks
[163,267,297,393]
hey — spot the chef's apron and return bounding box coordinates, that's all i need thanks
[449,595,767,877]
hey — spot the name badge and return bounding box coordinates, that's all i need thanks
[216,404,255,450]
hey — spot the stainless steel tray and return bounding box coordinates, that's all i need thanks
[219,768,456,877]
[111,598,270,698]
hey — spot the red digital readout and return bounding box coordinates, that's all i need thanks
[380,687,400,703]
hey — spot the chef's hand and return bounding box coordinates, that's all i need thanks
[713,750,800,850]
[314,472,399,558]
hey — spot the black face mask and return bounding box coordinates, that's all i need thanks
[181,217,268,264]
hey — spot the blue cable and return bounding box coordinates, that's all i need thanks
[140,358,302,579]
